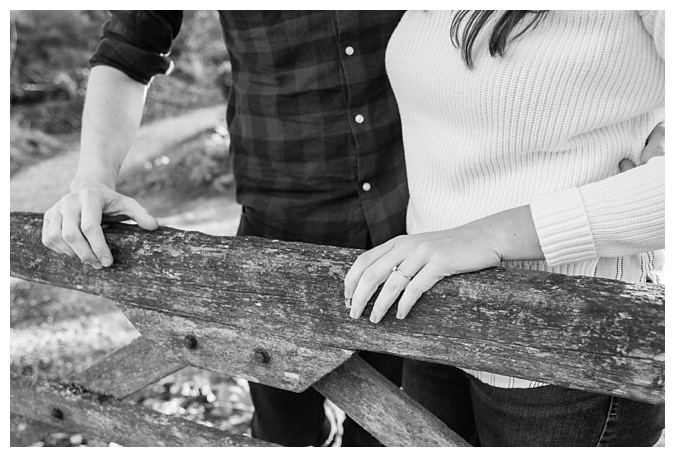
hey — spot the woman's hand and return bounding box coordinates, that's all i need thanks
[344,226,502,323]
[343,205,545,322]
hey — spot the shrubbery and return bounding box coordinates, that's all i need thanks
[10,10,229,134]
[10,10,232,188]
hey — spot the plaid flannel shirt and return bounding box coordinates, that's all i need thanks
[90,11,408,249]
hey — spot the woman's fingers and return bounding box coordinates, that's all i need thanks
[344,237,396,301]
[396,266,445,320]
[370,259,424,323]
[349,249,404,319]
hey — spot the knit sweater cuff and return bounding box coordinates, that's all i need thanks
[530,188,598,267]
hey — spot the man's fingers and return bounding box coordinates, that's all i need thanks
[40,186,155,269]
[81,195,113,267]
[619,159,637,173]
[42,210,78,258]
[620,122,664,172]
[640,143,665,165]
[116,196,159,231]
[60,205,102,269]
[642,122,665,165]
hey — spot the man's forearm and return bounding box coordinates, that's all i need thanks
[72,65,148,190]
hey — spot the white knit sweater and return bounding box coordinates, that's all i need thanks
[386,10,665,388]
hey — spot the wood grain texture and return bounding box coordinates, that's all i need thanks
[315,355,470,447]
[77,336,186,399]
[10,212,665,403]
[120,307,354,392]
[10,372,276,447]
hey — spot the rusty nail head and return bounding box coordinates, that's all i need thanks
[254,348,270,364]
[51,407,64,420]
[182,334,198,350]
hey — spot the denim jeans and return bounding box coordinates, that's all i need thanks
[403,359,665,446]
[237,210,403,446]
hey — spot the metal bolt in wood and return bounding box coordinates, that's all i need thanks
[181,334,198,350]
[254,348,270,364]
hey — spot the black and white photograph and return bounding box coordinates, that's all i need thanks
[9,8,666,448]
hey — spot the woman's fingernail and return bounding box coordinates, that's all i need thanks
[345,297,352,309]
[92,262,102,270]
[396,312,405,319]
[101,256,113,267]
[370,314,379,323]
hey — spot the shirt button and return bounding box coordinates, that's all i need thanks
[362,182,372,192]
[355,114,365,124]
[345,46,355,56]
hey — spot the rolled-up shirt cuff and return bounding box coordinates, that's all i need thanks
[89,39,173,85]
[529,187,598,267]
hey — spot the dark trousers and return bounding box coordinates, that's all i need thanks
[403,359,665,446]
[237,211,403,446]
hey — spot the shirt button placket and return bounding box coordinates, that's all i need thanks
[345,45,369,197]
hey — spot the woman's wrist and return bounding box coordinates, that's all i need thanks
[469,205,545,263]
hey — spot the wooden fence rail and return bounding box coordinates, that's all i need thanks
[9,212,665,446]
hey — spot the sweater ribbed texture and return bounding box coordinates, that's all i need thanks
[386,10,665,388]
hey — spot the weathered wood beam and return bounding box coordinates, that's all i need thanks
[119,306,354,392]
[10,372,276,447]
[77,336,186,399]
[10,212,665,404]
[314,355,470,447]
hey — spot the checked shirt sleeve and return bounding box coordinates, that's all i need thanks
[89,11,183,85]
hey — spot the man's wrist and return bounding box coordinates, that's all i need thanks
[69,174,116,192]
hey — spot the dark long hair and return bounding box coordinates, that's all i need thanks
[450,11,549,69]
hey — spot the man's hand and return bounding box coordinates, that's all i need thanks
[619,122,665,172]
[42,183,158,269]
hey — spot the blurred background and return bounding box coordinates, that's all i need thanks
[10,11,253,447]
